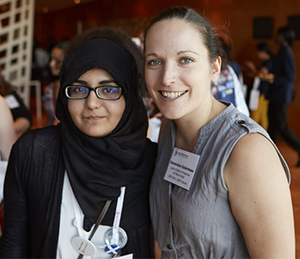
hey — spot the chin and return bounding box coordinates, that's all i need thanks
[162,111,184,121]
[81,129,108,138]
[159,106,185,120]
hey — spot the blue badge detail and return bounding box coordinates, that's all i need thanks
[104,244,121,255]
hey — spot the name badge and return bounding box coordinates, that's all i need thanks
[5,94,20,109]
[164,148,200,190]
[71,236,97,256]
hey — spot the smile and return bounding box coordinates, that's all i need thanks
[160,90,187,99]
[84,116,105,120]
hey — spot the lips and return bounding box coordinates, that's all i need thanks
[84,115,105,120]
[160,90,187,99]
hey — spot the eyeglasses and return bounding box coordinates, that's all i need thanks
[65,85,123,100]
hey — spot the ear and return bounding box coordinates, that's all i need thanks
[211,56,222,83]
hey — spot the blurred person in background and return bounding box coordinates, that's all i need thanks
[264,27,300,167]
[0,95,16,161]
[211,38,249,116]
[0,73,32,137]
[42,40,69,125]
[244,42,273,130]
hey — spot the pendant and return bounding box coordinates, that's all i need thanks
[104,244,121,255]
[104,227,128,252]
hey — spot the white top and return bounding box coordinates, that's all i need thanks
[0,161,8,202]
[57,173,112,259]
[227,65,250,117]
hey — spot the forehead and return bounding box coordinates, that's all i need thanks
[145,18,206,53]
[77,68,114,80]
[51,47,64,58]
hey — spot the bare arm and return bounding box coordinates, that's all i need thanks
[0,96,17,160]
[224,133,295,258]
[14,117,31,137]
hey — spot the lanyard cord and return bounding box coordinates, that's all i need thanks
[77,200,112,259]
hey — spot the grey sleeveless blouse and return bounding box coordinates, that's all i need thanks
[149,104,290,259]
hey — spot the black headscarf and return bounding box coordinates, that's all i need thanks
[56,38,149,230]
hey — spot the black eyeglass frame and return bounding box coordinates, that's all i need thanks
[65,85,123,101]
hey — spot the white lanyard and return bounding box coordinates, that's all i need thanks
[72,186,126,241]
[111,187,125,244]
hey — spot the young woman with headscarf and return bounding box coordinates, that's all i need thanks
[0,38,157,258]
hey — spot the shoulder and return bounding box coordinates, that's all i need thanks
[279,45,294,59]
[224,132,289,188]
[13,125,61,154]
[223,132,294,258]
[10,91,24,104]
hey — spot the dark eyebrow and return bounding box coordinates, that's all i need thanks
[99,80,116,85]
[178,50,199,56]
[74,79,88,85]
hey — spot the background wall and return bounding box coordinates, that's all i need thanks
[34,0,300,135]
[208,0,300,136]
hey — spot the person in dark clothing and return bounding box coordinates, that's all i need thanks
[267,27,300,167]
[245,42,274,130]
[0,95,16,161]
[0,73,32,136]
[0,38,157,258]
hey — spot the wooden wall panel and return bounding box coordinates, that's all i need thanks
[34,0,300,136]
[207,0,300,136]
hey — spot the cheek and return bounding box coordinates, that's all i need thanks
[112,98,126,121]
[55,63,61,70]
[67,101,81,121]
[145,70,158,89]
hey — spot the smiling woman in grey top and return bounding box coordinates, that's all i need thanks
[144,6,295,259]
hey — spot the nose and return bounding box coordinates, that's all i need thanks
[161,62,176,86]
[86,90,102,109]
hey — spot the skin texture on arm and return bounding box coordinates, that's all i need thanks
[0,96,17,160]
[14,117,31,137]
[224,133,295,258]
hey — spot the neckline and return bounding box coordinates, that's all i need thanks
[171,102,235,152]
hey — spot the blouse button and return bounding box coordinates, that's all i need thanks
[166,244,173,250]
